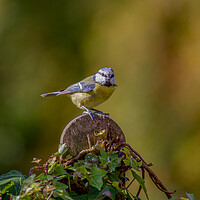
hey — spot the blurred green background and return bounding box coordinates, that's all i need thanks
[0,0,200,199]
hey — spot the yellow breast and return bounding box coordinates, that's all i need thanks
[70,83,116,109]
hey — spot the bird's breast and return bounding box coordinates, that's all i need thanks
[70,83,116,109]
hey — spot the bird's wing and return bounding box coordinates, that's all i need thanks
[57,75,95,95]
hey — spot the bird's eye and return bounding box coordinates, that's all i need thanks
[110,74,114,78]
[99,72,107,77]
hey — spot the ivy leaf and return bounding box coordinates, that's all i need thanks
[131,170,149,200]
[0,180,16,197]
[11,196,20,200]
[53,188,73,200]
[107,171,120,182]
[124,158,130,166]
[0,170,27,195]
[39,175,54,182]
[130,158,142,171]
[48,156,58,174]
[109,157,122,171]
[55,143,68,157]
[53,180,68,190]
[94,130,106,136]
[90,166,107,190]
[69,191,88,200]
[100,150,110,164]
[124,157,141,171]
[186,193,196,200]
[53,165,71,177]
[20,182,42,198]
[20,174,36,193]
[100,150,121,171]
[85,153,99,165]
[88,185,118,200]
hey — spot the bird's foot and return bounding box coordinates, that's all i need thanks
[81,106,94,121]
[91,108,109,116]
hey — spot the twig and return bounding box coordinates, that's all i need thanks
[87,134,91,149]
[64,148,93,166]
[115,142,150,166]
[127,178,135,189]
[62,137,175,199]
[114,142,175,199]
[47,191,53,200]
[29,166,44,176]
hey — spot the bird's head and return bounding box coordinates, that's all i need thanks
[94,67,117,87]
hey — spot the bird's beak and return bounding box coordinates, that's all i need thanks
[110,77,117,86]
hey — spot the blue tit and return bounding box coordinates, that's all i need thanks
[41,67,117,120]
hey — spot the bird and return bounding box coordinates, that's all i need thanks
[41,67,117,120]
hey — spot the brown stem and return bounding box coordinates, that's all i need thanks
[87,134,91,149]
[64,148,93,166]
[47,191,53,200]
[114,142,175,199]
[127,178,135,189]
[29,166,44,176]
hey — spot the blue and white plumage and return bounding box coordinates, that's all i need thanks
[41,67,117,120]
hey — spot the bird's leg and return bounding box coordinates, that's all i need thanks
[91,108,109,116]
[81,106,94,121]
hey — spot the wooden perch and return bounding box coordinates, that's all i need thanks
[60,113,175,199]
[60,113,126,156]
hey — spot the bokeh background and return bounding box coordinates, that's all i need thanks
[0,0,200,199]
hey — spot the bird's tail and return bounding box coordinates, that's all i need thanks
[41,91,60,97]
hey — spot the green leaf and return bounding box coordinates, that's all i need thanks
[0,180,16,197]
[53,165,71,176]
[94,130,106,136]
[53,188,73,200]
[20,174,36,193]
[131,170,149,200]
[48,157,58,174]
[107,171,120,182]
[20,182,42,198]
[124,157,141,171]
[100,150,121,171]
[85,153,99,165]
[100,150,110,162]
[11,196,21,200]
[186,193,196,200]
[88,185,118,200]
[124,158,130,166]
[39,175,54,182]
[121,148,131,158]
[55,143,68,157]
[90,166,107,190]
[0,170,27,195]
[69,191,88,200]
[53,180,68,190]
[130,158,142,171]
[109,157,122,171]
[36,173,45,180]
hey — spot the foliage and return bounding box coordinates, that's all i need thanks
[0,143,196,200]
[0,143,144,200]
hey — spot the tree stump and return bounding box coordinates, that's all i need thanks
[60,113,126,156]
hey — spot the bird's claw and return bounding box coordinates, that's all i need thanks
[83,111,94,121]
[82,106,110,121]
[91,108,109,116]
[94,111,109,116]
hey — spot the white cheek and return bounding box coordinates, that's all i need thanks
[95,73,106,83]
